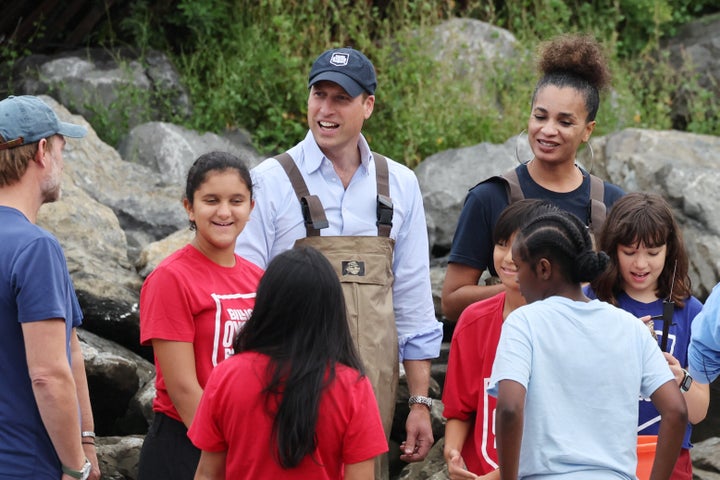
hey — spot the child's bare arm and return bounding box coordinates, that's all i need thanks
[495,380,526,480]
[649,380,688,480]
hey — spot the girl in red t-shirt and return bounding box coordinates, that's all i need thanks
[189,246,387,479]
[137,152,264,480]
[443,199,557,479]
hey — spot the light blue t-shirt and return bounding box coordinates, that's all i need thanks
[488,296,673,479]
[689,282,720,383]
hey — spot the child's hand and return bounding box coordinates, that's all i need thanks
[662,352,684,385]
[638,314,658,340]
[446,449,478,479]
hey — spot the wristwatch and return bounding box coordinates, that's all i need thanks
[680,369,693,393]
[62,458,91,480]
[408,395,433,410]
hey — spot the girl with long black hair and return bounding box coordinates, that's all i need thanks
[189,246,387,479]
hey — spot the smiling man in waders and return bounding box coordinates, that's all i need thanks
[235,47,443,479]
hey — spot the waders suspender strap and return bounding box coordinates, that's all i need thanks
[275,152,393,238]
[276,152,328,237]
[374,153,393,238]
[499,167,606,233]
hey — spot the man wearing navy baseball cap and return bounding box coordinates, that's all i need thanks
[235,49,442,479]
[0,95,99,480]
[307,47,377,97]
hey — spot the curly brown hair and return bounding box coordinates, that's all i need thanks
[532,34,611,122]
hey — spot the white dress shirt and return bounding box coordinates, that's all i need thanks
[235,131,442,361]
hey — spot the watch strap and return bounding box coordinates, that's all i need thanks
[62,459,91,479]
[680,369,693,392]
[61,464,83,479]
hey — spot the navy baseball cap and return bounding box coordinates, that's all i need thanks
[308,48,377,97]
[0,95,87,150]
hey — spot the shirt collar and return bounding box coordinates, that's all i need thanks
[301,130,373,175]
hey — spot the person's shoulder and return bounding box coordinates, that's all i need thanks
[687,295,703,307]
[252,155,286,178]
[458,292,506,324]
[331,363,368,392]
[235,254,264,276]
[686,295,704,315]
[589,298,640,324]
[25,226,59,247]
[602,179,625,204]
[454,293,505,334]
[212,351,266,382]
[11,222,64,259]
[146,244,195,278]
[335,362,363,379]
[467,174,510,200]
[378,152,417,180]
[1,207,56,244]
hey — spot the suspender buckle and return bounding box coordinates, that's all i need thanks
[376,194,393,229]
[301,196,329,230]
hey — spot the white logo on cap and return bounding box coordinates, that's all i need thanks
[330,53,349,66]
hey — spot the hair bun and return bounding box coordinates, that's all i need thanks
[537,34,611,93]
[574,249,609,282]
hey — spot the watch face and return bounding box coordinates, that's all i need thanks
[681,371,693,392]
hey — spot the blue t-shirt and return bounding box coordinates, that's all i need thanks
[585,287,701,449]
[0,206,83,479]
[448,164,625,274]
[488,296,673,479]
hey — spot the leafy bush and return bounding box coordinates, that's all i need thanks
[150,0,718,166]
[5,0,717,164]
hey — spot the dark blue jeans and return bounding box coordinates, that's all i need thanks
[137,412,201,480]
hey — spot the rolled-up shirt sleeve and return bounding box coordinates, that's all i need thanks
[391,167,443,362]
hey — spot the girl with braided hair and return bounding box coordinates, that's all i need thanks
[487,210,687,480]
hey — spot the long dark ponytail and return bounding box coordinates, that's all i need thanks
[233,246,364,468]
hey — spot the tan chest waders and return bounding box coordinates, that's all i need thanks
[277,153,398,479]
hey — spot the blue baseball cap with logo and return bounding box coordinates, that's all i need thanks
[0,95,87,150]
[308,47,377,97]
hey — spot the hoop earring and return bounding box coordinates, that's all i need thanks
[578,141,594,173]
[514,130,532,165]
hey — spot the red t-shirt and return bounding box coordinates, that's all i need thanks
[188,351,388,478]
[140,244,264,421]
[442,292,505,475]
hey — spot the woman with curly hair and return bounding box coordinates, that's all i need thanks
[442,34,625,322]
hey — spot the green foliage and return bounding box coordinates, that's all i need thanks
[100,0,720,161]
[6,0,718,163]
[161,0,545,165]
[0,20,44,94]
